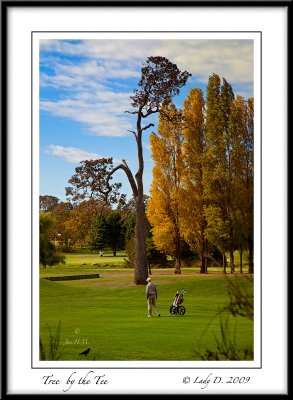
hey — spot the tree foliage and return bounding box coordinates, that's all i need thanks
[40,195,60,212]
[39,212,65,268]
[130,56,192,115]
[88,213,108,252]
[180,88,208,272]
[65,158,125,206]
[203,74,236,272]
[148,74,254,274]
[64,200,110,245]
[88,211,126,256]
[104,212,126,256]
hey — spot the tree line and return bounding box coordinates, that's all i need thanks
[147,74,254,275]
[40,194,186,270]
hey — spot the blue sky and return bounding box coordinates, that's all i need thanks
[39,39,254,203]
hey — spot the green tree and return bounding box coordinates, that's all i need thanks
[146,236,168,274]
[106,212,126,256]
[88,213,108,252]
[123,207,136,269]
[246,98,254,273]
[203,74,236,273]
[40,212,65,268]
[87,211,126,256]
[229,95,254,273]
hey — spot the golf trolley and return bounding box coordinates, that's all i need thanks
[170,290,186,315]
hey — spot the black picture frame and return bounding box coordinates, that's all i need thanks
[1,0,289,397]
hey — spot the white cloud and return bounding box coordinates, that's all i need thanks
[46,145,121,164]
[40,38,254,83]
[40,38,254,137]
[40,88,134,137]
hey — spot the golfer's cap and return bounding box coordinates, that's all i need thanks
[146,277,151,282]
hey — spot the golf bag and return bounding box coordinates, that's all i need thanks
[170,290,186,315]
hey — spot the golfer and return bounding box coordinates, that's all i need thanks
[146,277,160,317]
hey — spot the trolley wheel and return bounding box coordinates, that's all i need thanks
[170,305,177,315]
[177,306,186,315]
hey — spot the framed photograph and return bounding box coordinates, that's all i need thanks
[2,1,288,396]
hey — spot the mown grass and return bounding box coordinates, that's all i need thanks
[40,269,253,361]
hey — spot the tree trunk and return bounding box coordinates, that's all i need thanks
[148,262,152,276]
[133,110,149,284]
[230,250,235,273]
[223,253,227,274]
[200,240,208,274]
[229,221,235,273]
[200,252,205,274]
[134,195,148,284]
[175,257,181,274]
[240,247,243,274]
[174,234,182,274]
[200,234,205,273]
[204,238,208,273]
[248,237,254,273]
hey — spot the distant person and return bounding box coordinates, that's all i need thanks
[99,250,103,257]
[145,277,160,318]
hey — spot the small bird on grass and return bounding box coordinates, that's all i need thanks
[79,348,91,356]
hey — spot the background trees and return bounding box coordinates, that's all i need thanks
[88,211,125,256]
[228,96,254,273]
[64,199,110,246]
[40,195,59,212]
[148,74,254,274]
[39,212,65,268]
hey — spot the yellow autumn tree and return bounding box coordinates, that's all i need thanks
[180,88,208,272]
[147,103,185,274]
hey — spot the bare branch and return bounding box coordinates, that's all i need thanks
[127,129,138,139]
[141,107,159,118]
[125,110,138,115]
[105,163,138,198]
[141,123,154,133]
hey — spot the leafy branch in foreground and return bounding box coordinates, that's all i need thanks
[224,275,254,320]
[40,320,64,361]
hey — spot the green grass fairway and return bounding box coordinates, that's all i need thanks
[40,269,253,361]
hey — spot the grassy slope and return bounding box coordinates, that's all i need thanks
[40,271,253,361]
